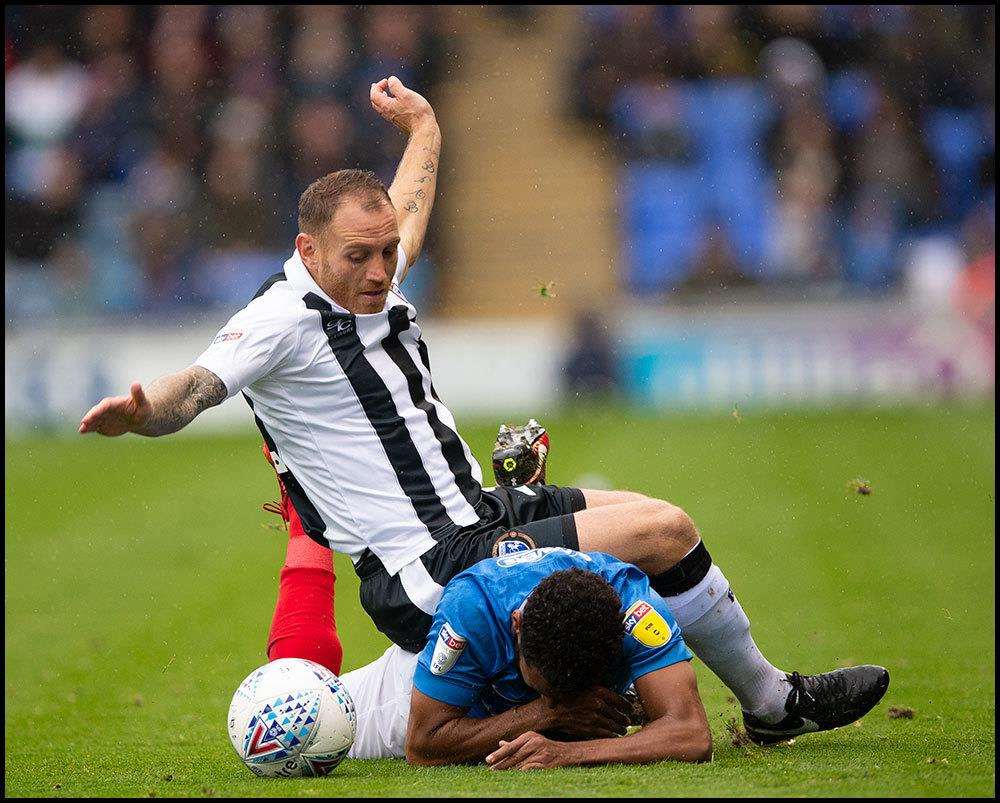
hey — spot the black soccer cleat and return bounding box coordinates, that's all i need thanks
[742,665,890,746]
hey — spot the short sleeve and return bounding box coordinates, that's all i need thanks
[611,565,692,682]
[194,300,299,397]
[413,577,500,709]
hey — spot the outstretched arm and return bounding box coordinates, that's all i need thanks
[406,686,631,767]
[485,662,712,770]
[370,76,441,282]
[78,366,227,437]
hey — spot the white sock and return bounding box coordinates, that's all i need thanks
[665,563,790,724]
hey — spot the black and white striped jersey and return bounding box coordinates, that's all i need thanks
[195,247,484,575]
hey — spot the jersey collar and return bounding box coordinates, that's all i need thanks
[283,249,350,314]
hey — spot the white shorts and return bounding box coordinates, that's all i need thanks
[341,644,419,760]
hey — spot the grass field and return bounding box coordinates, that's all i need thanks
[5,403,996,797]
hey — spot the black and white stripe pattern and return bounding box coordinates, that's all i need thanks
[303,292,463,535]
[382,305,482,506]
[197,247,484,577]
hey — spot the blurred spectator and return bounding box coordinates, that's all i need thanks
[126,145,199,309]
[5,5,994,317]
[74,49,146,184]
[6,43,88,145]
[287,10,355,100]
[685,223,754,293]
[6,147,84,262]
[217,6,281,105]
[286,99,357,185]
[955,203,996,334]
[562,311,620,397]
[766,88,840,280]
[78,5,137,58]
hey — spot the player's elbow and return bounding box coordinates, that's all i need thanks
[660,716,712,764]
[686,725,713,763]
[404,731,449,767]
[404,744,434,766]
[404,743,451,767]
[404,728,429,765]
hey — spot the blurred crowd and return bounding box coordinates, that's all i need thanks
[5,5,448,319]
[4,5,995,323]
[576,5,995,302]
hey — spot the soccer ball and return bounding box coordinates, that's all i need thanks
[228,658,356,777]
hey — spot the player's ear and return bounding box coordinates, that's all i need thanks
[510,609,523,637]
[296,233,318,270]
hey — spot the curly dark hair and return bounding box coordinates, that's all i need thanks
[519,568,625,696]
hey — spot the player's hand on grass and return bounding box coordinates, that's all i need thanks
[486,731,576,771]
[540,686,632,740]
[370,76,436,135]
[79,382,151,436]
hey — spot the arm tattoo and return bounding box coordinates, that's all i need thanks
[388,123,441,268]
[401,154,436,214]
[187,366,228,412]
[139,366,227,436]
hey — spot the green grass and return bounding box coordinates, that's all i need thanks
[5,403,995,797]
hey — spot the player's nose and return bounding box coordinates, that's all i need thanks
[366,267,390,287]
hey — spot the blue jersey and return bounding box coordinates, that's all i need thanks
[413,548,692,718]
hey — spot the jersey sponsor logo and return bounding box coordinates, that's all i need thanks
[430,623,467,675]
[324,317,354,334]
[212,330,243,344]
[623,600,671,647]
[491,531,537,557]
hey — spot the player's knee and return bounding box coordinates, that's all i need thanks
[638,499,699,552]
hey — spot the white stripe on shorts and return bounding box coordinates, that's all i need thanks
[397,557,445,615]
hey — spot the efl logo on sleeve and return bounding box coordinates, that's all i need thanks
[212,330,244,345]
[623,601,671,648]
[430,623,467,675]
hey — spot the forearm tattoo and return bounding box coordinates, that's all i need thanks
[399,137,440,215]
[140,366,227,436]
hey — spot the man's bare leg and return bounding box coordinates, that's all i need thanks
[571,491,791,724]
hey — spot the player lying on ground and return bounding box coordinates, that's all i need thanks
[78,76,888,745]
[388,548,710,767]
[335,546,887,768]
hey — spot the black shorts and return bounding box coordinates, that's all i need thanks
[354,484,587,653]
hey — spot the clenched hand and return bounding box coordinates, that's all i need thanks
[541,686,632,740]
[370,76,436,135]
